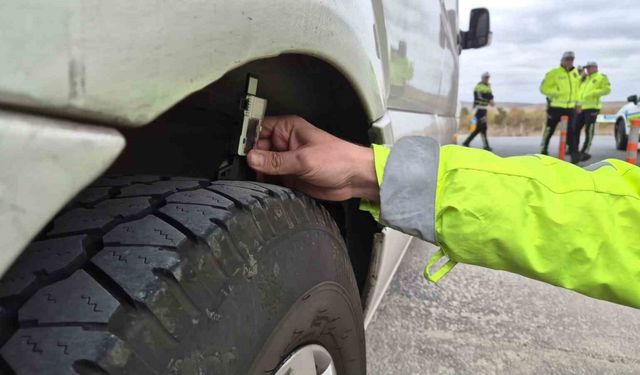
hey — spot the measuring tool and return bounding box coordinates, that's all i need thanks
[237,75,267,155]
[218,75,268,180]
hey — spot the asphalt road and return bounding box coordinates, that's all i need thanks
[365,135,640,375]
[457,134,627,164]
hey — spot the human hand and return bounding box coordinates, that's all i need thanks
[576,104,582,114]
[247,115,379,202]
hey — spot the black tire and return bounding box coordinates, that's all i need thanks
[0,177,366,374]
[615,118,628,150]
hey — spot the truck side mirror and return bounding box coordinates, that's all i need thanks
[461,8,491,50]
[628,95,638,105]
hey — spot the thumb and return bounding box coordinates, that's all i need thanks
[247,149,301,175]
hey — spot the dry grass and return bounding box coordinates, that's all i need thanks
[459,104,620,137]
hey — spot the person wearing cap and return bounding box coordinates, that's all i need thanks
[575,61,611,161]
[539,51,583,163]
[463,72,494,151]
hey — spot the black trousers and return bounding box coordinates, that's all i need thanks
[540,107,578,157]
[574,109,599,153]
[463,109,490,149]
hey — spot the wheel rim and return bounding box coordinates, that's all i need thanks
[274,345,336,375]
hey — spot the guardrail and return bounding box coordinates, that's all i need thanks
[596,114,617,124]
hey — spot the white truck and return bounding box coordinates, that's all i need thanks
[0,1,490,374]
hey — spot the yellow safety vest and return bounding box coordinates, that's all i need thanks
[540,66,582,109]
[580,72,611,110]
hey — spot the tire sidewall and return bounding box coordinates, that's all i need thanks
[211,199,366,374]
[250,281,365,374]
[616,119,628,150]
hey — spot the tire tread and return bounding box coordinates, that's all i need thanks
[0,177,346,374]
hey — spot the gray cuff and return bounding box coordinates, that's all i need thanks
[379,136,440,244]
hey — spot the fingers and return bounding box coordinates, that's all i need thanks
[257,115,335,154]
[247,149,304,176]
[260,115,303,138]
[259,115,317,152]
[256,139,271,151]
[257,116,297,152]
[258,117,280,139]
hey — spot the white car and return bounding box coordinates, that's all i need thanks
[0,1,490,374]
[612,95,640,150]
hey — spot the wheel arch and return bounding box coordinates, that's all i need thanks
[109,53,376,176]
[618,115,628,125]
[2,53,382,307]
[107,53,381,301]
[615,115,629,151]
[617,115,629,134]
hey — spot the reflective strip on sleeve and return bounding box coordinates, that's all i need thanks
[372,144,391,185]
[424,248,457,282]
[358,144,391,222]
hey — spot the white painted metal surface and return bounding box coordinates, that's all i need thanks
[381,0,460,117]
[0,0,466,327]
[387,109,457,145]
[0,110,125,275]
[0,0,385,126]
[363,228,413,327]
[615,101,640,132]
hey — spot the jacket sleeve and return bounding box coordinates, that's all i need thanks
[474,90,494,103]
[597,74,612,97]
[578,78,586,104]
[379,137,640,310]
[540,71,559,98]
[485,90,494,101]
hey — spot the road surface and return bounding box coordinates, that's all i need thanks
[459,134,626,163]
[366,135,640,375]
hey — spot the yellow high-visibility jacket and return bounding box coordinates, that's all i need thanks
[369,138,640,310]
[580,72,611,110]
[540,66,582,109]
[473,82,493,109]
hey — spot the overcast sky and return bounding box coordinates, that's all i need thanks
[459,0,640,104]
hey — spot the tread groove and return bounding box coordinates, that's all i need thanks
[83,264,179,344]
[153,211,198,243]
[82,263,136,310]
[72,360,110,375]
[152,210,234,280]
[208,218,249,265]
[150,269,203,318]
[204,187,245,208]
[94,244,177,251]
[19,322,109,330]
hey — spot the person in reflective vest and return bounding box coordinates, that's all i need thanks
[463,72,494,151]
[540,51,583,163]
[575,61,611,161]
